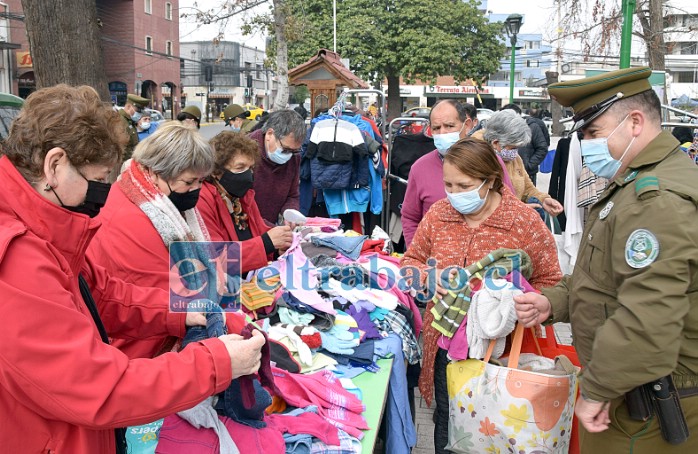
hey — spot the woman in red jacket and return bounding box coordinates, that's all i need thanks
[401,138,562,454]
[0,84,264,453]
[198,131,293,272]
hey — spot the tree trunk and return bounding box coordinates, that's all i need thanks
[386,73,401,120]
[21,0,109,100]
[546,71,565,136]
[636,0,666,71]
[272,0,289,111]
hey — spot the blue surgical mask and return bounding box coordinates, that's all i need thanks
[446,180,489,214]
[580,115,635,179]
[434,121,467,155]
[268,148,293,165]
[230,126,241,132]
[131,112,142,123]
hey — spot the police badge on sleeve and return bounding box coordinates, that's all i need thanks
[625,229,659,268]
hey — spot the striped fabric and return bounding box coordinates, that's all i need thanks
[430,249,532,338]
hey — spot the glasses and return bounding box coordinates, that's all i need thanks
[278,137,302,154]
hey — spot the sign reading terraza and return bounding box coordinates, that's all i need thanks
[425,85,491,94]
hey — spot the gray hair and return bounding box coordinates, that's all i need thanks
[483,109,531,147]
[132,121,215,180]
[261,110,307,142]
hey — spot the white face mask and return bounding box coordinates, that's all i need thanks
[139,121,151,131]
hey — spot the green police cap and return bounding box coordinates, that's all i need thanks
[223,104,248,125]
[181,105,201,121]
[548,66,652,132]
[126,94,150,108]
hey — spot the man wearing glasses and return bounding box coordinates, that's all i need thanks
[248,109,307,226]
[515,67,698,452]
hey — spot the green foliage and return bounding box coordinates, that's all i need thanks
[267,0,506,85]
[292,85,309,104]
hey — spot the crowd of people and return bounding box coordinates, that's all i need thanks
[1,65,698,454]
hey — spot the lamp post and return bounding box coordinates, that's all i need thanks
[505,14,523,105]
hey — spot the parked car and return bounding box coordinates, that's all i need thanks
[476,108,494,127]
[0,93,24,140]
[401,106,431,118]
[143,108,164,126]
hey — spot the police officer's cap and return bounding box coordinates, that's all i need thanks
[548,66,652,132]
[126,94,150,108]
[223,104,248,126]
[181,105,201,121]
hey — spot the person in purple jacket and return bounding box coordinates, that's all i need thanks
[248,110,306,226]
[401,100,513,247]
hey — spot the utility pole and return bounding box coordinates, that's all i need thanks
[619,0,637,69]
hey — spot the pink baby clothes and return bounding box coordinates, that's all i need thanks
[156,414,285,454]
[266,412,340,446]
[271,367,368,439]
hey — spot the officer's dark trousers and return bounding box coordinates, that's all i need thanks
[434,348,452,453]
[579,394,698,453]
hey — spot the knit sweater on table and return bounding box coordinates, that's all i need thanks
[400,187,562,406]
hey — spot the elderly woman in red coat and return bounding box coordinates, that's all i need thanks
[401,137,562,454]
[197,131,293,272]
[0,85,264,453]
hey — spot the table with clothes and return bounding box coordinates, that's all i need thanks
[126,217,422,454]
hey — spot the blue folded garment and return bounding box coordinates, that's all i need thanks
[310,235,368,260]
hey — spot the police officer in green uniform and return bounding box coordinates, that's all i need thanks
[223,104,257,133]
[119,94,149,161]
[515,67,698,452]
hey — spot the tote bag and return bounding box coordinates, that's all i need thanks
[540,149,556,173]
[446,324,578,453]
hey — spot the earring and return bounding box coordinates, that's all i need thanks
[43,183,52,192]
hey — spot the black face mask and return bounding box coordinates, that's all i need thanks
[51,173,111,218]
[218,168,254,198]
[167,183,201,212]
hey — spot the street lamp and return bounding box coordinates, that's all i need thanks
[505,14,523,104]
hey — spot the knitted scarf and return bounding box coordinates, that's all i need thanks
[118,160,226,306]
[212,179,249,231]
[119,160,211,245]
[430,248,532,338]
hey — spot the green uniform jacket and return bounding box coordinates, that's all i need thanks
[240,118,258,134]
[119,109,139,161]
[544,131,698,401]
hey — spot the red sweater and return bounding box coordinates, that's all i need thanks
[0,157,232,453]
[401,187,562,406]
[249,128,301,226]
[197,181,271,273]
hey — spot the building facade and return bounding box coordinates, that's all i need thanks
[664,0,698,102]
[2,0,180,119]
[180,40,273,120]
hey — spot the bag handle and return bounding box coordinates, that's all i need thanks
[484,323,526,369]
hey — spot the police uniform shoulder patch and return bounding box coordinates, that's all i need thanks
[634,175,659,198]
[625,229,659,268]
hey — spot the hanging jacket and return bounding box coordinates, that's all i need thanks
[306,117,370,190]
[0,156,232,454]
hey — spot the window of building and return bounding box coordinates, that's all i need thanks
[256,64,262,79]
[680,42,697,55]
[166,41,173,57]
[145,36,153,55]
[165,2,173,20]
[145,0,152,14]
[526,60,540,68]
[525,41,540,50]
[676,71,696,83]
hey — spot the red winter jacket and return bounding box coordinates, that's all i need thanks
[197,181,271,273]
[0,156,232,453]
